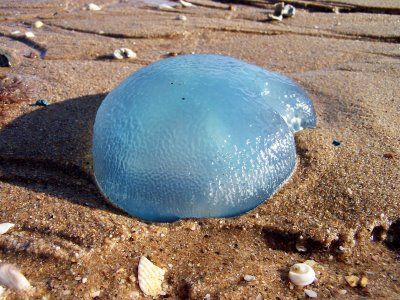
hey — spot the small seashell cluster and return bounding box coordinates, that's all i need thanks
[113,48,137,60]
[138,256,165,297]
[0,263,31,290]
[0,223,14,235]
[288,263,316,286]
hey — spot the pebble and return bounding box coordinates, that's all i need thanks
[243,274,255,282]
[204,294,211,300]
[91,290,101,297]
[11,30,21,35]
[34,99,49,107]
[345,275,359,287]
[332,140,341,146]
[82,277,88,284]
[0,223,14,235]
[87,3,101,11]
[25,31,35,38]
[113,48,137,60]
[360,276,368,287]
[255,294,263,300]
[304,289,317,298]
[33,21,43,29]
[0,286,4,297]
[338,289,347,295]
[176,15,187,21]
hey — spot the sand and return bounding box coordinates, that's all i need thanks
[0,0,399,299]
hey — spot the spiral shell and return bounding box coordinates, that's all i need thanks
[288,263,316,286]
[0,263,31,290]
[138,256,165,297]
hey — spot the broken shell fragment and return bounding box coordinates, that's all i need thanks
[176,15,187,21]
[0,223,15,235]
[87,3,101,11]
[33,20,43,29]
[158,4,174,10]
[282,4,295,17]
[288,263,316,286]
[25,31,35,38]
[304,289,317,298]
[138,256,166,297]
[360,276,368,287]
[243,274,255,282]
[179,0,195,7]
[0,263,31,290]
[113,48,137,60]
[345,275,359,287]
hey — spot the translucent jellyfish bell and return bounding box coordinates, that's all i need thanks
[93,54,316,222]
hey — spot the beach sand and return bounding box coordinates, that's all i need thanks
[0,0,399,298]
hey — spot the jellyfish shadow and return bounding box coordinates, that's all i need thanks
[0,93,125,215]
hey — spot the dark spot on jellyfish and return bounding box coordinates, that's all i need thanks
[332,140,341,146]
[170,82,174,85]
[181,97,185,100]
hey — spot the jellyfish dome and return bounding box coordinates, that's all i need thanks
[93,54,316,222]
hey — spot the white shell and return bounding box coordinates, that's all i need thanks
[25,31,35,38]
[179,0,195,7]
[176,15,187,21]
[88,3,101,11]
[0,263,31,290]
[138,256,165,297]
[0,223,14,235]
[158,4,174,10]
[33,21,43,29]
[304,289,317,298]
[243,275,255,282]
[288,263,316,286]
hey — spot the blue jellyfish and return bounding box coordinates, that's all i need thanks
[93,54,316,222]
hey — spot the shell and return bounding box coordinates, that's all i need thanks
[25,32,35,38]
[0,223,14,235]
[33,21,43,29]
[138,256,165,297]
[158,4,174,10]
[304,289,317,298]
[87,3,101,11]
[179,0,195,7]
[0,263,31,290]
[282,4,295,17]
[176,15,187,21]
[288,263,316,286]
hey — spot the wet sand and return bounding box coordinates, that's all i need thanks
[0,0,399,298]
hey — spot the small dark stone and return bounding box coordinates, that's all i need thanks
[34,99,49,107]
[332,140,341,146]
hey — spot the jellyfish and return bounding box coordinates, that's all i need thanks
[93,54,316,222]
